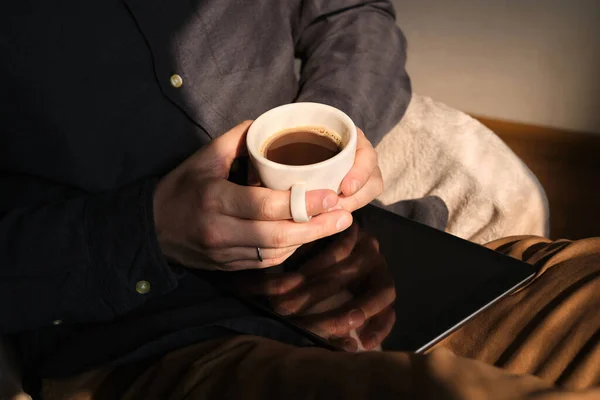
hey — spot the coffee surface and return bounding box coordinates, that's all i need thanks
[263,127,341,166]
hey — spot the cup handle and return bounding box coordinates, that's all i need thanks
[290,183,311,223]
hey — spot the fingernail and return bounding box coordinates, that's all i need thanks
[327,204,343,212]
[336,214,352,231]
[348,309,364,327]
[350,180,361,194]
[322,193,337,210]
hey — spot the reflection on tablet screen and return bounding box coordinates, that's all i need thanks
[218,205,535,353]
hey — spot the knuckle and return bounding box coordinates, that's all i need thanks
[195,219,223,248]
[259,195,277,220]
[196,179,221,213]
[272,228,289,248]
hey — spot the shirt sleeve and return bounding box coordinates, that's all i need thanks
[0,174,178,334]
[293,0,412,146]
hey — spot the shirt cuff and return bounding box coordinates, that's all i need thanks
[84,178,178,316]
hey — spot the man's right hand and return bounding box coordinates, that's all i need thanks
[153,121,354,271]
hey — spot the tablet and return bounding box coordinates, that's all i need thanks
[353,205,535,352]
[222,204,536,353]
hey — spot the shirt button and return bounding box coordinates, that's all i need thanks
[136,280,151,294]
[52,319,63,326]
[170,74,183,88]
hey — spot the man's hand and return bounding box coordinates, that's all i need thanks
[237,223,396,351]
[337,128,384,212]
[153,121,354,271]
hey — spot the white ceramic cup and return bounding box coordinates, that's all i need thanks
[247,102,357,223]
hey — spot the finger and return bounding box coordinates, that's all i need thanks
[340,128,378,197]
[218,210,354,248]
[196,120,253,178]
[274,239,380,315]
[161,240,299,272]
[224,246,298,270]
[344,235,382,292]
[359,306,396,350]
[206,245,301,264]
[293,307,365,338]
[347,263,396,321]
[337,166,383,213]
[271,278,348,316]
[299,222,360,275]
[217,181,339,220]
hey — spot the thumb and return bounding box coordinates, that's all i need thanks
[196,120,253,177]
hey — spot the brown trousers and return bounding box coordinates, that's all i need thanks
[43,236,600,399]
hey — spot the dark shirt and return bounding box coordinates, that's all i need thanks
[0,0,410,379]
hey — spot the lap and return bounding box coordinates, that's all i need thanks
[437,235,600,389]
[43,236,600,399]
[440,237,600,388]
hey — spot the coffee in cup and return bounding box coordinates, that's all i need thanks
[247,102,357,223]
[262,126,343,166]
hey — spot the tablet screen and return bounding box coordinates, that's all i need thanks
[218,204,535,353]
[353,205,535,352]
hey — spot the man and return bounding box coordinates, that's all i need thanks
[2,0,404,392]
[1,1,598,399]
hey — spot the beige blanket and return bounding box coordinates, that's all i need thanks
[376,94,549,244]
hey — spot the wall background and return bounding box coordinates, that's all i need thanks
[392,0,600,133]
